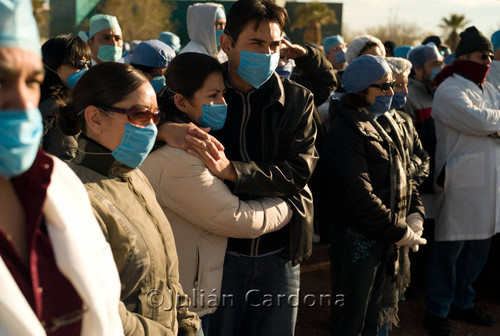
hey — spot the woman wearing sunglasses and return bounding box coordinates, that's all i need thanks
[141,53,292,335]
[324,55,427,336]
[40,34,91,160]
[57,62,200,335]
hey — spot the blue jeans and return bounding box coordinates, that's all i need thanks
[425,238,492,317]
[209,251,300,336]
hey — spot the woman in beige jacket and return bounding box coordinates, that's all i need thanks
[141,53,292,333]
[58,62,200,336]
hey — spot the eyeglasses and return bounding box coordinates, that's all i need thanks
[64,60,91,70]
[480,52,494,61]
[369,81,396,92]
[98,106,160,126]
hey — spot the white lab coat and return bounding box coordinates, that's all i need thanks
[0,156,123,335]
[432,73,500,241]
[486,60,500,92]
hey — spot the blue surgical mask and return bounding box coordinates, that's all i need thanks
[391,92,407,110]
[334,49,346,64]
[199,104,227,131]
[237,50,280,89]
[429,66,443,82]
[0,108,43,178]
[67,68,88,89]
[111,123,158,168]
[97,45,123,62]
[276,60,293,79]
[215,30,224,48]
[150,76,166,93]
[366,95,393,117]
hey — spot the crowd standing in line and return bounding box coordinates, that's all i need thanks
[1,0,499,335]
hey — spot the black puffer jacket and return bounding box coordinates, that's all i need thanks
[324,103,424,242]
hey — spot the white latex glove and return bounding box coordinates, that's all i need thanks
[407,213,424,252]
[396,226,427,248]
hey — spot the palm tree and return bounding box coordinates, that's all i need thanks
[291,2,338,46]
[439,13,469,51]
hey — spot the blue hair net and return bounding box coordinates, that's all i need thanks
[444,53,455,65]
[158,32,181,52]
[215,6,226,19]
[342,55,392,93]
[322,35,344,53]
[77,30,89,43]
[492,30,500,52]
[89,14,121,39]
[407,44,441,67]
[0,0,40,55]
[130,39,175,68]
[394,45,412,58]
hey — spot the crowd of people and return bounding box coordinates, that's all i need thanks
[0,0,499,335]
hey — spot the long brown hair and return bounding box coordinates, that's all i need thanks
[57,62,148,135]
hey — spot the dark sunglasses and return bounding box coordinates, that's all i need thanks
[481,52,494,61]
[369,81,396,92]
[98,106,160,126]
[64,60,91,70]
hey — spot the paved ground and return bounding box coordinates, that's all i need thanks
[295,237,500,336]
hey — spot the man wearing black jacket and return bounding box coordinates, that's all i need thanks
[158,1,318,334]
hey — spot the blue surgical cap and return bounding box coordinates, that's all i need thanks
[89,14,122,39]
[342,55,392,93]
[322,35,344,53]
[158,32,181,52]
[394,45,412,58]
[444,53,455,65]
[0,0,40,55]
[130,39,175,68]
[78,30,89,43]
[407,44,441,67]
[492,30,500,52]
[215,6,226,19]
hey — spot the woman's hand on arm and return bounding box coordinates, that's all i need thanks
[157,122,223,160]
[186,136,237,183]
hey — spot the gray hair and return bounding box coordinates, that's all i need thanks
[385,56,412,76]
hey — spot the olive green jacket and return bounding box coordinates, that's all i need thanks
[69,137,199,336]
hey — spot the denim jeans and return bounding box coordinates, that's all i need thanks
[209,250,300,336]
[425,238,492,317]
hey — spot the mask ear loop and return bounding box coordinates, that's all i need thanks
[75,107,115,156]
[43,63,59,76]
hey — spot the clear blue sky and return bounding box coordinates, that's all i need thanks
[338,0,500,38]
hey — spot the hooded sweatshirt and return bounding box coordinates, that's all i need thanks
[180,2,228,63]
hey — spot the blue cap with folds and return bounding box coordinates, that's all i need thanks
[77,30,89,43]
[322,35,344,53]
[130,39,175,68]
[342,55,392,93]
[492,30,500,52]
[158,32,181,52]
[408,44,441,67]
[215,6,226,19]
[394,45,412,58]
[0,0,40,55]
[89,14,121,39]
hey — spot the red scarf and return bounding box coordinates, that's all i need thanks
[434,60,490,87]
